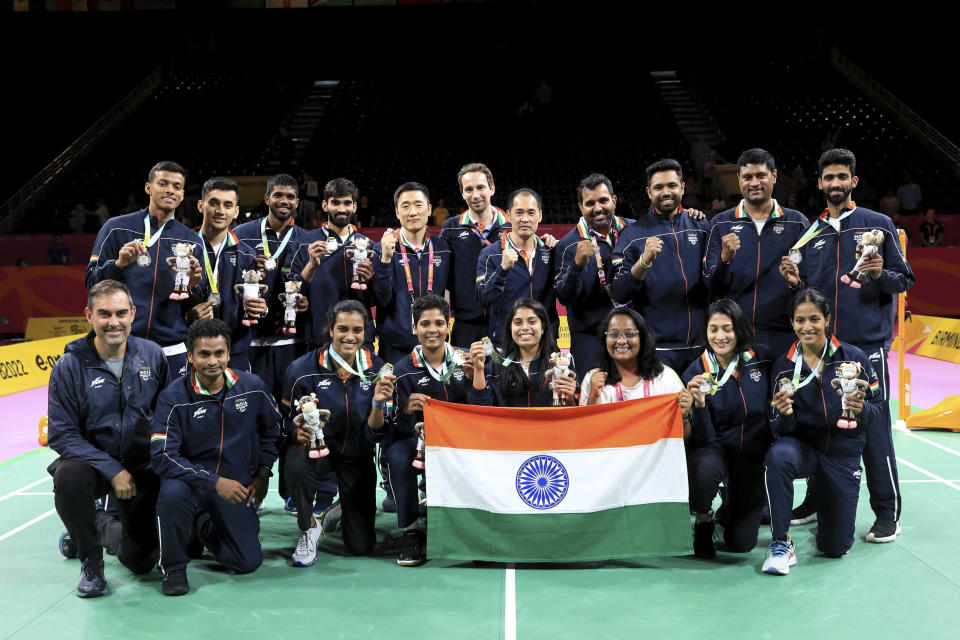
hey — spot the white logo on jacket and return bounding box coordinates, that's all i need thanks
[814,239,826,250]
[750,369,762,382]
[235,398,248,413]
[688,234,698,245]
[731,224,744,232]
[540,252,550,264]
[90,376,105,389]
[417,376,430,387]
[139,367,151,382]
[317,379,332,389]
[773,224,784,234]
[193,407,207,419]
[459,231,470,238]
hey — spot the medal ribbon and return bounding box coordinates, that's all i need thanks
[198,230,237,295]
[417,344,454,383]
[791,340,829,390]
[323,222,356,247]
[789,202,858,252]
[705,351,740,389]
[328,346,368,382]
[463,209,507,246]
[614,379,651,402]
[143,214,169,249]
[576,216,625,289]
[260,217,294,260]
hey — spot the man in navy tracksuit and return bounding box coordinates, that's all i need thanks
[191,177,265,373]
[289,177,376,351]
[439,162,511,347]
[780,149,915,544]
[554,173,633,377]
[373,182,452,364]
[152,319,282,596]
[476,187,557,346]
[48,280,169,597]
[85,161,203,377]
[387,294,473,567]
[612,159,709,374]
[703,149,810,356]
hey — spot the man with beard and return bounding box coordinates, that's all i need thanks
[48,280,170,597]
[612,159,709,374]
[554,173,633,376]
[779,148,914,544]
[439,163,511,347]
[85,161,203,377]
[703,149,810,355]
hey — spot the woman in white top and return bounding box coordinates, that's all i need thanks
[580,307,693,433]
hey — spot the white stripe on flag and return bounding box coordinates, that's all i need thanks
[426,438,688,515]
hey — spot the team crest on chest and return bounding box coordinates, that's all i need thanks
[235,398,248,413]
[230,253,237,266]
[750,369,762,382]
[688,234,698,245]
[433,256,443,266]
[139,366,151,382]
[540,252,550,264]
[773,224,784,234]
[453,369,465,381]
[360,380,372,391]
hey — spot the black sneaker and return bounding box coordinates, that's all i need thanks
[59,531,78,559]
[76,558,107,598]
[866,519,902,543]
[162,568,190,596]
[321,500,342,533]
[382,494,397,513]
[790,502,817,525]
[693,519,716,559]
[397,529,426,567]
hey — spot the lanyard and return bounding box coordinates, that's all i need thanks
[143,214,169,248]
[614,379,651,402]
[576,217,624,289]
[198,231,236,294]
[504,233,540,276]
[792,340,829,390]
[398,232,434,296]
[260,217,294,260]
[417,344,454,383]
[464,209,506,246]
[328,346,368,382]
[790,202,857,251]
[323,222,355,248]
[705,351,740,389]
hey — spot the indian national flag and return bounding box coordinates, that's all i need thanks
[424,396,692,563]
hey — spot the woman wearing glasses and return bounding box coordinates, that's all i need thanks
[579,308,692,419]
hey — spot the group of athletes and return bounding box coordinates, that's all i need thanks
[47,147,913,597]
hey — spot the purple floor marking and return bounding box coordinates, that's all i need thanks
[0,386,47,463]
[887,351,959,410]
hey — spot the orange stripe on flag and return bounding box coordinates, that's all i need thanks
[424,395,682,451]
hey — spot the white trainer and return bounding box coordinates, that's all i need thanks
[762,539,797,575]
[292,525,323,567]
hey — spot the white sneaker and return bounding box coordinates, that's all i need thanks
[762,539,797,575]
[292,525,322,567]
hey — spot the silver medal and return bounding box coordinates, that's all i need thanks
[208,293,221,307]
[789,250,802,265]
[451,350,466,367]
[481,337,495,357]
[264,257,277,271]
[326,237,338,254]
[778,378,795,395]
[137,253,151,267]
[379,363,394,379]
[697,380,714,394]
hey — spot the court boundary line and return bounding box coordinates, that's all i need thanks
[899,429,960,458]
[896,457,960,493]
[0,508,56,543]
[0,477,50,504]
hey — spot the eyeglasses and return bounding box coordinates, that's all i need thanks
[604,330,639,340]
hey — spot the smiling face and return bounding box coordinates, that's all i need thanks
[187,335,230,388]
[145,170,185,215]
[605,313,640,365]
[198,189,239,235]
[792,301,830,351]
[86,290,136,355]
[330,311,365,360]
[818,163,859,208]
[509,193,542,242]
[646,170,684,216]
[322,193,357,230]
[265,184,299,222]
[706,313,737,360]
[395,190,431,234]
[510,306,543,351]
[415,308,449,351]
[460,171,495,217]
[578,183,616,232]
[738,163,777,208]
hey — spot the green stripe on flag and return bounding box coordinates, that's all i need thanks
[427,503,692,562]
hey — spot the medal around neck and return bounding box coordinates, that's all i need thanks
[264,257,277,271]
[789,249,802,265]
[208,293,221,307]
[481,337,495,357]
[137,242,152,267]
[778,377,796,395]
[697,373,719,396]
[326,237,338,254]
[451,349,466,367]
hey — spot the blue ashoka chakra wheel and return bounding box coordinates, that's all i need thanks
[515,455,569,510]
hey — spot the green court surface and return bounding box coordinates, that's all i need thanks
[2,409,959,640]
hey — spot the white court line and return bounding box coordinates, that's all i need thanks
[14,491,54,496]
[0,477,50,504]
[0,508,57,543]
[505,563,516,640]
[899,429,960,458]
[896,457,960,493]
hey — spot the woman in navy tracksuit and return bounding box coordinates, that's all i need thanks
[682,299,773,558]
[762,288,881,576]
[467,298,577,408]
[282,300,395,565]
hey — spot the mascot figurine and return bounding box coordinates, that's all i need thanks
[830,362,870,429]
[278,280,304,335]
[234,269,268,326]
[544,352,576,406]
[293,394,331,459]
[346,238,372,290]
[412,421,426,469]
[165,242,196,300]
[841,228,883,288]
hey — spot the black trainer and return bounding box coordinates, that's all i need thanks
[162,568,190,596]
[382,494,397,514]
[321,500,342,533]
[397,529,426,567]
[790,502,817,525]
[76,558,107,598]
[59,531,78,559]
[866,519,901,543]
[693,519,716,559]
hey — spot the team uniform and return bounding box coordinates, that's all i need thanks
[554,216,632,377]
[85,209,203,376]
[387,345,472,528]
[703,201,809,355]
[439,209,510,346]
[281,346,388,556]
[289,223,376,350]
[765,336,882,557]
[196,229,258,372]
[476,235,558,346]
[48,333,169,574]
[151,369,282,575]
[611,207,709,374]
[372,233,452,364]
[468,355,562,408]
[792,204,914,524]
[682,348,773,551]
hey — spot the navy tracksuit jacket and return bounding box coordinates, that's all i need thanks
[467,355,559,408]
[439,209,510,326]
